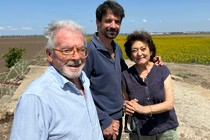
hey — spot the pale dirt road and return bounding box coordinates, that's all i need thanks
[173,80,210,140]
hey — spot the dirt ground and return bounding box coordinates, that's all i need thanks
[0,36,45,72]
[165,62,210,90]
[0,60,210,140]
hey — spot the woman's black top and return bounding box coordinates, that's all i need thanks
[122,65,179,136]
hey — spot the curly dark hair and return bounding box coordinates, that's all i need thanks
[96,0,125,22]
[124,31,156,61]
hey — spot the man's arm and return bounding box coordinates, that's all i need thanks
[153,56,163,65]
[10,95,49,140]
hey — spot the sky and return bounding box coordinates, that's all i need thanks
[0,0,210,36]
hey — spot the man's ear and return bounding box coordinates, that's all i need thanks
[46,49,53,63]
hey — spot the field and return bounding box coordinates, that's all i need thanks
[1,34,210,73]
[114,34,210,65]
[0,36,45,72]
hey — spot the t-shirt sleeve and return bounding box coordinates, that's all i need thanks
[162,66,171,81]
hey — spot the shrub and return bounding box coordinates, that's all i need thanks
[3,47,26,68]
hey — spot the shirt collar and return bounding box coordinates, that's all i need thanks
[91,32,117,52]
[46,65,85,89]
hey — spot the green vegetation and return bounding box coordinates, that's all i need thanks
[3,47,26,68]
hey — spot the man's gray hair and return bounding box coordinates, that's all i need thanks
[44,20,86,49]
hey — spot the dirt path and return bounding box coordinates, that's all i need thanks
[173,80,210,140]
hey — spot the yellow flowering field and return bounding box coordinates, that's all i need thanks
[114,35,210,65]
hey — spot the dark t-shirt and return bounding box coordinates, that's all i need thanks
[122,65,179,136]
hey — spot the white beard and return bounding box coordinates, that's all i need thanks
[61,60,84,79]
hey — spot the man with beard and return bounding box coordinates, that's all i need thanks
[10,20,103,140]
[83,1,127,140]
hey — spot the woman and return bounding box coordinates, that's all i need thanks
[122,31,179,140]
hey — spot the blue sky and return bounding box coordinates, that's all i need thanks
[0,0,210,36]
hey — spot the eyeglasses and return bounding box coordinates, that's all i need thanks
[53,47,89,58]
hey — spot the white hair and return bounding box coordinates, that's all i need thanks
[44,20,86,49]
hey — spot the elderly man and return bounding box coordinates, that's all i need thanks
[10,20,103,140]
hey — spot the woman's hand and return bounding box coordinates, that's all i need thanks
[123,99,139,115]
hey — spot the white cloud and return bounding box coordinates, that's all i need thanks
[130,20,134,23]
[0,26,34,31]
[142,19,147,23]
[5,26,18,30]
[21,27,33,30]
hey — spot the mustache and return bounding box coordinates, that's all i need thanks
[109,28,117,32]
[66,60,82,67]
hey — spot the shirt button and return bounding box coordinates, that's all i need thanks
[147,97,150,100]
